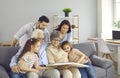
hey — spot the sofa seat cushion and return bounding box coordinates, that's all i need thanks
[0,65,9,78]
[93,66,106,78]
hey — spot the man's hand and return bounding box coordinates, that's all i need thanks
[11,65,20,73]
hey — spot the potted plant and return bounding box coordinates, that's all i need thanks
[114,20,120,29]
[62,8,72,17]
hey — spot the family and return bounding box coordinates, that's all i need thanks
[9,15,96,78]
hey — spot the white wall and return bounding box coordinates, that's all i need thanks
[0,0,97,43]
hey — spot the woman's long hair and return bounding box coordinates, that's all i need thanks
[56,20,71,33]
[18,38,40,60]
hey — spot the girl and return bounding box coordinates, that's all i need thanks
[10,38,53,78]
[55,20,72,43]
[46,31,81,78]
[61,41,96,78]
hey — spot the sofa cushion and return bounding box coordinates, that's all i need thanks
[0,46,19,72]
[93,66,106,78]
[73,42,96,57]
[0,65,9,78]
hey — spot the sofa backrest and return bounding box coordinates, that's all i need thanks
[73,42,96,57]
[0,46,20,72]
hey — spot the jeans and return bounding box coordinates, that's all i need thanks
[79,62,96,78]
[9,71,26,78]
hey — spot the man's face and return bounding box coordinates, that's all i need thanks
[38,21,48,30]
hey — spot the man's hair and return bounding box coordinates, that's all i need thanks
[38,15,49,23]
[31,29,43,38]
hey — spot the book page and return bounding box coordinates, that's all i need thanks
[46,62,88,68]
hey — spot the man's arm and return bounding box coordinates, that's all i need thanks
[11,38,18,46]
[10,47,23,68]
[11,23,32,46]
[9,47,23,73]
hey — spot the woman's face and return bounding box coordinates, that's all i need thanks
[61,24,69,34]
[51,38,60,47]
[32,42,41,53]
[63,44,71,53]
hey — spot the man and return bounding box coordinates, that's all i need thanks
[10,29,60,78]
[11,15,50,47]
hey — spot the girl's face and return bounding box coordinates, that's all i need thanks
[63,44,71,53]
[32,42,41,53]
[51,38,60,47]
[61,24,69,34]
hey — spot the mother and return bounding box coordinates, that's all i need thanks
[55,20,72,43]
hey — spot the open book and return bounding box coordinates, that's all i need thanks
[46,62,88,68]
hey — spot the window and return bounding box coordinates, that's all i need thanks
[114,0,120,20]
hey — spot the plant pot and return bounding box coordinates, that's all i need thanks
[65,12,69,17]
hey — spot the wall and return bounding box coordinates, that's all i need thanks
[0,0,97,43]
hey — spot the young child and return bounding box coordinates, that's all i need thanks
[61,41,96,78]
[10,38,53,78]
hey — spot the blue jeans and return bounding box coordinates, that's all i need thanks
[79,62,96,78]
[9,71,26,78]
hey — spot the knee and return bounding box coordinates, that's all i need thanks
[69,68,81,78]
[62,69,72,77]
[43,69,60,78]
[27,72,38,78]
[50,69,60,78]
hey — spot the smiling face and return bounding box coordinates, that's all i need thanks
[38,21,48,30]
[61,24,69,34]
[62,44,71,53]
[31,41,41,53]
[51,37,60,47]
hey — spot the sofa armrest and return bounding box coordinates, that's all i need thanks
[0,65,9,78]
[90,55,113,69]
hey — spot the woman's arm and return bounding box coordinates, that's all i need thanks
[74,49,88,63]
[46,48,55,64]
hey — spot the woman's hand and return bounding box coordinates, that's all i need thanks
[57,65,71,70]
[46,66,57,69]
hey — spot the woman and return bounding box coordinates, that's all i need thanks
[55,20,72,43]
[46,31,81,78]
